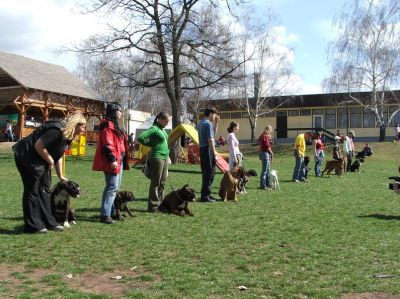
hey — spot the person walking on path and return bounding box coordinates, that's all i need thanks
[198,107,219,202]
[92,102,130,224]
[137,111,170,212]
[13,113,86,233]
[292,132,312,183]
[258,125,274,189]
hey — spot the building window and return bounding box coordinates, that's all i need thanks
[324,108,336,129]
[363,111,375,128]
[276,110,287,116]
[264,110,276,117]
[288,110,299,116]
[389,106,400,126]
[350,107,362,128]
[300,109,311,116]
[219,113,230,119]
[312,109,323,115]
[242,112,249,118]
[325,115,336,129]
[231,112,242,119]
[338,108,348,128]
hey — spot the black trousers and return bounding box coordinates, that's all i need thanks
[200,147,216,200]
[15,156,58,233]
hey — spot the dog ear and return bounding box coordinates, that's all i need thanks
[183,184,189,188]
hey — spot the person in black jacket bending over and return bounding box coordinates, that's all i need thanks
[12,113,86,234]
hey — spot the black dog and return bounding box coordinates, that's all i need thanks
[51,180,80,228]
[350,159,362,172]
[304,156,311,179]
[158,184,196,216]
[356,151,366,159]
[237,168,257,193]
[114,191,135,221]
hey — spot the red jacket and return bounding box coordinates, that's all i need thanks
[258,133,271,153]
[92,119,129,174]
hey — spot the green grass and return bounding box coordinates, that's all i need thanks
[0,142,399,298]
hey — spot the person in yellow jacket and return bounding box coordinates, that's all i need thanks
[292,132,312,183]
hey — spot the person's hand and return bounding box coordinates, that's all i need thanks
[48,158,55,169]
[59,176,68,182]
[111,161,118,171]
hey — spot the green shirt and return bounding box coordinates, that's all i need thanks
[137,123,169,159]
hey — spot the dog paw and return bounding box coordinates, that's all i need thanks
[63,221,70,228]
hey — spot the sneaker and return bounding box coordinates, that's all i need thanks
[36,228,48,234]
[51,225,64,232]
[292,179,300,183]
[99,215,115,224]
[209,195,218,201]
[200,197,216,203]
[300,178,308,182]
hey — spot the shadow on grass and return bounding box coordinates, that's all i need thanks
[0,225,25,235]
[358,214,400,221]
[167,169,202,174]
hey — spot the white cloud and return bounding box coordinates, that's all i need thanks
[0,0,105,71]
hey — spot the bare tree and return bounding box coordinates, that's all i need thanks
[229,5,298,142]
[74,0,245,160]
[324,0,400,141]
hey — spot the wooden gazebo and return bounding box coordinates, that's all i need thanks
[0,51,105,139]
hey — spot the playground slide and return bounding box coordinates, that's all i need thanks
[215,154,230,173]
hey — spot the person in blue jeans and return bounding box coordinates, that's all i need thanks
[198,107,219,202]
[313,132,324,177]
[92,102,129,224]
[258,125,274,189]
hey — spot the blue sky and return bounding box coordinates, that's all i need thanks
[0,0,349,94]
[252,0,348,93]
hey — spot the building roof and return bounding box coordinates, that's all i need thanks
[0,51,102,101]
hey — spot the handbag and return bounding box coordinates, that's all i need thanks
[141,156,151,179]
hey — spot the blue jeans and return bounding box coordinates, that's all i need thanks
[259,152,270,188]
[315,156,322,176]
[292,150,305,181]
[200,146,216,200]
[101,160,123,217]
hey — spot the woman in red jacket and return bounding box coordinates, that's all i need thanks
[92,102,129,224]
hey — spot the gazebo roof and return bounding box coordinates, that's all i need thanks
[0,51,101,101]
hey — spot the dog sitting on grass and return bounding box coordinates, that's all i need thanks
[158,184,195,216]
[51,180,80,228]
[114,191,135,221]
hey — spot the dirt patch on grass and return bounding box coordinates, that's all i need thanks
[68,267,161,297]
[341,293,400,299]
[0,263,160,298]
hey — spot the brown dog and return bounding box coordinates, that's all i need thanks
[321,159,344,178]
[115,191,135,221]
[158,184,195,216]
[219,166,247,202]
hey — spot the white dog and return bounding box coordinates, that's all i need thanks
[269,170,280,190]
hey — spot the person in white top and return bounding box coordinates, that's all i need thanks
[227,121,242,169]
[343,131,355,172]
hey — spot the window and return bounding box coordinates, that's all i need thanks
[312,109,323,115]
[350,107,362,128]
[337,108,348,128]
[219,113,230,119]
[389,106,400,126]
[276,110,287,116]
[242,112,249,118]
[300,109,311,116]
[288,110,299,116]
[262,110,276,117]
[324,108,336,129]
[363,111,375,128]
[231,112,241,119]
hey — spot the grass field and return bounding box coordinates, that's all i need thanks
[0,141,399,298]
